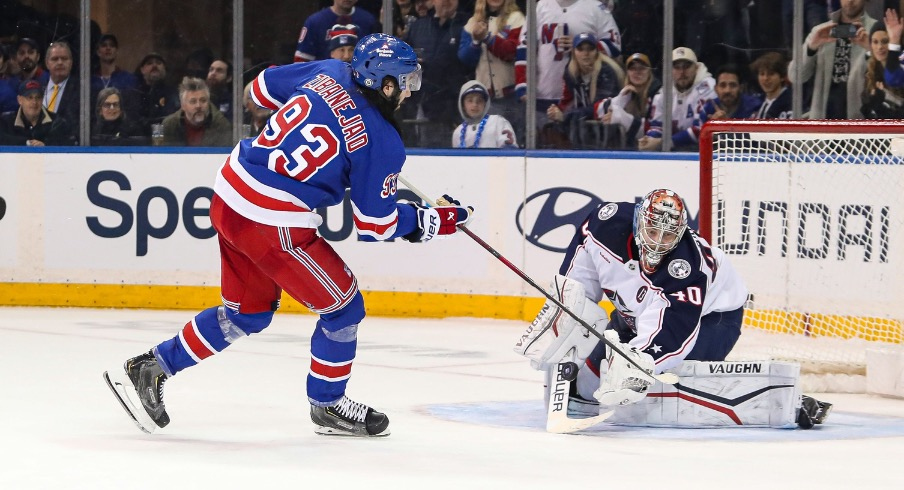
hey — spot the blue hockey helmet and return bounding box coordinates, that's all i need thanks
[351,33,421,92]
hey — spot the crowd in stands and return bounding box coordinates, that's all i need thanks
[2,0,903,150]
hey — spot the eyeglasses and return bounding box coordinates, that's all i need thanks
[102,101,121,109]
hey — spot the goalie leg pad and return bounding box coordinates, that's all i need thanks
[513,275,606,371]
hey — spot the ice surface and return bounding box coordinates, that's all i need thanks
[1,307,902,489]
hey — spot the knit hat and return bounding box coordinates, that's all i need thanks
[870,21,887,39]
[328,24,359,52]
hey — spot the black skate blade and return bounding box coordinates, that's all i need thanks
[102,371,156,434]
[313,425,391,437]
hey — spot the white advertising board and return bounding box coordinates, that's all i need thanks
[0,151,700,298]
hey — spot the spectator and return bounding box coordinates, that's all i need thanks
[0,45,17,114]
[131,52,179,132]
[545,32,622,148]
[459,0,524,131]
[881,7,904,88]
[0,79,75,146]
[207,59,233,121]
[403,0,472,146]
[639,46,715,152]
[41,41,80,142]
[183,48,214,80]
[389,0,418,39]
[14,38,43,83]
[242,81,272,138]
[515,0,621,141]
[695,64,761,128]
[327,24,359,63]
[414,0,433,18]
[861,19,904,118]
[597,52,661,149]
[789,0,875,119]
[294,0,377,62]
[91,34,138,102]
[750,52,793,119]
[91,87,146,146]
[161,76,231,147]
[452,80,517,148]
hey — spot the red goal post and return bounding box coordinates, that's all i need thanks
[698,120,904,394]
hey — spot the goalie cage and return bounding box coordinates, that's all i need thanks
[699,120,904,396]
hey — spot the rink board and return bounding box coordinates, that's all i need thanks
[0,150,699,318]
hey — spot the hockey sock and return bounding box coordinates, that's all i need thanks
[307,293,365,405]
[154,306,273,376]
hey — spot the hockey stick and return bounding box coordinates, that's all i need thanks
[546,356,614,433]
[398,175,679,385]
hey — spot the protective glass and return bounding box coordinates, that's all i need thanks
[399,64,422,92]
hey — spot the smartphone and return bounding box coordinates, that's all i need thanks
[830,23,859,39]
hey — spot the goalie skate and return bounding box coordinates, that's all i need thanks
[102,351,170,434]
[310,396,390,437]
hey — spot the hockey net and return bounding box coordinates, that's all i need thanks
[699,120,904,394]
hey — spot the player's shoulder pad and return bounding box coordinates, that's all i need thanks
[583,201,634,256]
[646,233,707,290]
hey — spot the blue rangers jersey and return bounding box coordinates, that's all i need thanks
[294,7,377,62]
[559,201,748,373]
[214,59,416,241]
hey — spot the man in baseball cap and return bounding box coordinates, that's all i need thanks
[638,46,716,152]
[15,37,43,82]
[0,79,75,146]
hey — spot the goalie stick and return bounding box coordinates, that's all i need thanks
[398,176,679,385]
[546,356,614,433]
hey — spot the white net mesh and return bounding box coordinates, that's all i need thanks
[703,123,904,392]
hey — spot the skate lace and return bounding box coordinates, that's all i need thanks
[156,375,166,403]
[335,396,368,422]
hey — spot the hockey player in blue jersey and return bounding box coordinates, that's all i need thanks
[104,33,473,437]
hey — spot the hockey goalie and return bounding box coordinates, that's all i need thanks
[514,189,831,431]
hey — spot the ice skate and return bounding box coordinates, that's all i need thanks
[103,350,170,434]
[310,395,390,437]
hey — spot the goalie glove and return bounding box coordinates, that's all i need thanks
[513,275,606,371]
[402,194,473,243]
[594,330,656,407]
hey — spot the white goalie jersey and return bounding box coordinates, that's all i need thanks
[560,201,748,373]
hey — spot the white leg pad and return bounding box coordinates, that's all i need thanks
[567,360,802,428]
[514,275,608,371]
[608,360,802,428]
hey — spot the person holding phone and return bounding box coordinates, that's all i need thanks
[788,0,875,119]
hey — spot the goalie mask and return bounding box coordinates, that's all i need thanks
[633,189,688,274]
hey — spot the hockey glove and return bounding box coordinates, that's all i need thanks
[402,196,473,243]
[594,330,656,407]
